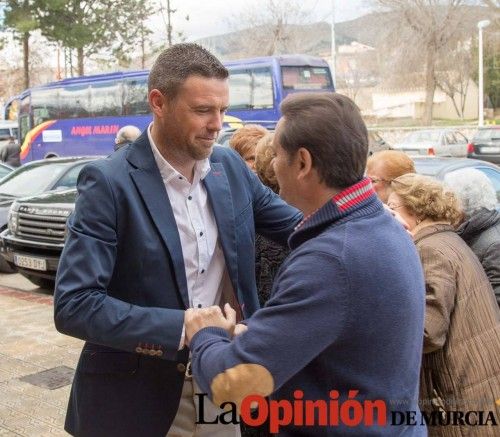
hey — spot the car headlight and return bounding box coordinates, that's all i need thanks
[8,202,20,235]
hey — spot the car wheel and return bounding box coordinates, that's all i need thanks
[0,256,16,273]
[23,274,55,290]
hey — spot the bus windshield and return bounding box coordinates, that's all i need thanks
[281,66,333,90]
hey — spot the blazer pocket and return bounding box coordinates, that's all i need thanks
[78,351,139,375]
[235,201,252,228]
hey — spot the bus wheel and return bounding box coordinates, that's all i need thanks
[45,154,58,159]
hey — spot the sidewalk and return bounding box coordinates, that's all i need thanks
[0,285,82,436]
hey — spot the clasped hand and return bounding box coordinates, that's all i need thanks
[185,303,241,346]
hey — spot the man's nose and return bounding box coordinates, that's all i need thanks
[208,112,224,131]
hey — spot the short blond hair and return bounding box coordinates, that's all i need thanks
[367,150,415,181]
[229,124,268,159]
[391,173,462,226]
[255,133,278,192]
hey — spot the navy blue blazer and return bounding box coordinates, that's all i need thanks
[54,132,301,437]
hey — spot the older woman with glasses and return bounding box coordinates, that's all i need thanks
[388,173,500,436]
[366,150,415,203]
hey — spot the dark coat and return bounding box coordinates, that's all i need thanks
[414,223,500,437]
[192,181,427,436]
[0,141,21,167]
[54,132,301,437]
[457,208,500,307]
[254,233,289,306]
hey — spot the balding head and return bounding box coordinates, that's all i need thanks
[115,125,141,150]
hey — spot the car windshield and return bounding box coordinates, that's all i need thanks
[404,131,441,143]
[473,129,500,141]
[0,163,69,197]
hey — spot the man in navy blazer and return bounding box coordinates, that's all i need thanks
[54,43,301,437]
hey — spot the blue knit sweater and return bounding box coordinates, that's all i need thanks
[191,179,426,436]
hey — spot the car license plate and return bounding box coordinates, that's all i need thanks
[14,254,47,271]
[480,146,500,153]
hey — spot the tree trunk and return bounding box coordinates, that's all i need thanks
[23,32,30,89]
[77,47,84,76]
[423,48,436,125]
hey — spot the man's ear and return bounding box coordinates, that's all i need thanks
[149,89,166,118]
[297,147,314,181]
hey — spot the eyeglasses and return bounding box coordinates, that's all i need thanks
[387,203,404,210]
[369,177,391,184]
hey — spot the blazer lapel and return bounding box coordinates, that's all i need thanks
[204,162,239,294]
[126,134,189,309]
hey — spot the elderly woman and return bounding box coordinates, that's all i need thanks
[444,168,500,307]
[366,149,415,203]
[252,133,290,307]
[229,124,268,172]
[388,173,500,436]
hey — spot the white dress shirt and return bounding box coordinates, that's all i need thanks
[148,125,231,347]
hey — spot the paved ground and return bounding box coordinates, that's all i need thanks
[0,274,82,436]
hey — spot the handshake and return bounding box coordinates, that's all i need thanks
[184,303,248,346]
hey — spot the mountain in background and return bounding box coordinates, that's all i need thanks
[196,5,489,60]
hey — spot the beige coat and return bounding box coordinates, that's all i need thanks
[414,223,500,436]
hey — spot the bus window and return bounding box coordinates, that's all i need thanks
[229,70,252,109]
[32,88,59,126]
[91,80,122,117]
[19,95,31,143]
[59,85,91,119]
[281,66,332,90]
[5,99,19,121]
[123,78,149,115]
[252,68,273,109]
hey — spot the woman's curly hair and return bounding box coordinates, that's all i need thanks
[255,133,278,193]
[391,173,463,226]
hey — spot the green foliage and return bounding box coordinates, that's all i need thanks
[471,45,500,109]
[37,0,140,53]
[3,0,38,36]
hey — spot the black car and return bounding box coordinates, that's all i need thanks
[468,126,500,165]
[413,157,500,208]
[0,156,99,273]
[0,189,76,288]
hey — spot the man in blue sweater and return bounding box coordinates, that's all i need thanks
[185,93,427,436]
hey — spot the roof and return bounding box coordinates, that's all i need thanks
[414,157,500,178]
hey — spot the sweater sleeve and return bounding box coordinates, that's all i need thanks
[190,251,348,407]
[481,241,500,307]
[418,245,457,353]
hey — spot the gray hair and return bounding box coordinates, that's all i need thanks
[444,168,497,217]
[115,125,141,146]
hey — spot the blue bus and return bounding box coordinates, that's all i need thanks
[14,55,333,162]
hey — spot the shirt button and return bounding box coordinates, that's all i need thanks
[188,196,192,200]
[177,363,186,373]
[199,231,203,236]
[178,176,182,180]
[200,269,205,274]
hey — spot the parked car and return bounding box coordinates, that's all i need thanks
[467,126,500,165]
[217,127,391,155]
[0,162,13,180]
[0,156,99,273]
[0,120,18,149]
[413,157,500,208]
[393,129,468,157]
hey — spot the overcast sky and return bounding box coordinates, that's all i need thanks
[150,0,372,41]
